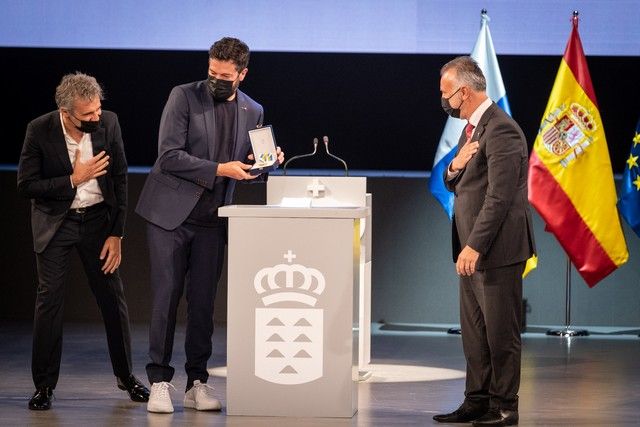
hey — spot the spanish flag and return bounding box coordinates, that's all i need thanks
[528,12,628,287]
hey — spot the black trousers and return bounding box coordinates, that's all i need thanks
[32,205,133,389]
[145,221,226,389]
[459,261,525,412]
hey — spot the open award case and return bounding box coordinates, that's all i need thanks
[248,125,279,175]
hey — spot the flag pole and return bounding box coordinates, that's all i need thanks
[546,256,589,337]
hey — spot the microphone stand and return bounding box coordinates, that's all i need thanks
[283,138,318,175]
[322,136,349,176]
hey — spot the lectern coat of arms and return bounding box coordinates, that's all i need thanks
[254,250,325,384]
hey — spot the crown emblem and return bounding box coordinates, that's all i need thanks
[254,250,325,306]
[569,102,597,132]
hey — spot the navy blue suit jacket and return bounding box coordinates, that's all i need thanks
[135,81,264,230]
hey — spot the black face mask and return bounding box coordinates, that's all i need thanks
[71,114,101,133]
[441,87,463,119]
[207,76,235,101]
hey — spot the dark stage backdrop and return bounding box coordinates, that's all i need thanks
[2,47,639,173]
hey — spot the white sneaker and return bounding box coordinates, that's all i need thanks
[147,382,175,413]
[184,380,222,411]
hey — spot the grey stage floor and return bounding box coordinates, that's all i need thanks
[1,321,639,426]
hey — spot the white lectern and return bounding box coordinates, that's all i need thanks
[219,202,368,417]
[266,176,372,370]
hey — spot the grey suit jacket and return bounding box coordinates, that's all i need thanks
[135,81,264,230]
[17,110,128,253]
[444,102,535,270]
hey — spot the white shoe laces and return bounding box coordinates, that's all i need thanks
[193,381,215,397]
[152,382,175,399]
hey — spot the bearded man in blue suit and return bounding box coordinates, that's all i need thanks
[136,37,284,413]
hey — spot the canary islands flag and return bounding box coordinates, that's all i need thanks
[618,119,640,238]
[528,13,628,287]
[429,10,511,219]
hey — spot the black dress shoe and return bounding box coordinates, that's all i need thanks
[433,404,488,423]
[472,408,519,426]
[28,387,53,410]
[117,374,150,402]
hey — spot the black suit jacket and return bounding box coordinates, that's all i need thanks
[445,102,535,269]
[17,110,128,253]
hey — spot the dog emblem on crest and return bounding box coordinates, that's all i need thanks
[253,250,325,385]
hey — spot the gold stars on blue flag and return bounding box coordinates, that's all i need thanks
[618,119,640,237]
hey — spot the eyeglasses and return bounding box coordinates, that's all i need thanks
[65,108,101,121]
[443,86,463,100]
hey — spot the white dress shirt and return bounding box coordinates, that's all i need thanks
[61,112,104,209]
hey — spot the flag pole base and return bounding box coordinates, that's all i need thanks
[447,327,462,335]
[546,328,589,337]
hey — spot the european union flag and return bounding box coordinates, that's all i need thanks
[618,118,640,238]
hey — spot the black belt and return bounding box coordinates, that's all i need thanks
[69,202,106,215]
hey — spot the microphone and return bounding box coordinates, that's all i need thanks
[283,137,319,175]
[322,135,349,176]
